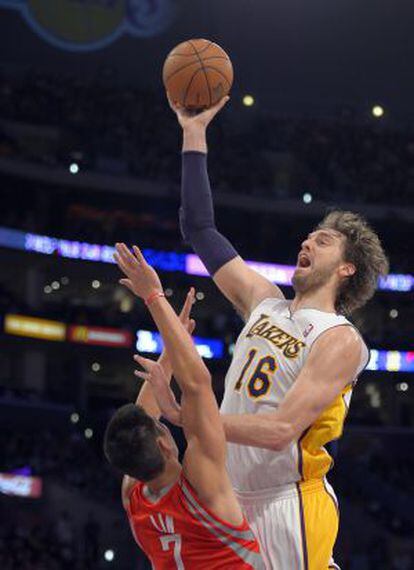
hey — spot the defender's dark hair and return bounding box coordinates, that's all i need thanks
[103,404,165,482]
[318,210,389,315]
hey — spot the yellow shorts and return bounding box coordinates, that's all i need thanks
[236,478,340,570]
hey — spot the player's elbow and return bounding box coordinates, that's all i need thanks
[180,365,212,394]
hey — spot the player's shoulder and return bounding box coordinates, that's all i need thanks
[250,296,290,318]
[122,475,140,510]
[309,317,370,374]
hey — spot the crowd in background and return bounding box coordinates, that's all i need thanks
[0,68,413,206]
[1,420,413,569]
[0,428,118,505]
[0,511,103,570]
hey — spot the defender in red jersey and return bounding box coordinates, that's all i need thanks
[104,243,264,569]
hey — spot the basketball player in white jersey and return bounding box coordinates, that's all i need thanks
[161,96,389,569]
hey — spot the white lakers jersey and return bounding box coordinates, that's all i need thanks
[220,298,369,492]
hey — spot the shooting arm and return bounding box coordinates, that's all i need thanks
[181,150,283,318]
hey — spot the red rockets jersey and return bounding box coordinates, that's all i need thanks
[126,476,264,569]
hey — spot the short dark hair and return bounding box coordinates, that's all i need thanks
[103,404,166,482]
[318,210,389,314]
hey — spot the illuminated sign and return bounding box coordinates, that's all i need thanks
[68,325,132,347]
[0,473,42,498]
[3,312,413,372]
[186,254,295,286]
[0,227,405,292]
[4,314,66,341]
[136,330,224,360]
[366,350,414,373]
[0,0,176,52]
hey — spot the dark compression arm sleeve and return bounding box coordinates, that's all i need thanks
[180,151,238,276]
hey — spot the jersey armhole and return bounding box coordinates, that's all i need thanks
[308,323,370,379]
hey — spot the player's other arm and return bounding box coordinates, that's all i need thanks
[222,326,363,450]
[115,243,238,510]
[120,276,194,507]
[171,98,284,319]
[121,351,173,507]
[147,295,240,514]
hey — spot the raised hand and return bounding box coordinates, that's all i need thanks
[178,287,196,334]
[168,92,229,132]
[114,243,162,300]
[134,354,182,426]
[158,287,196,375]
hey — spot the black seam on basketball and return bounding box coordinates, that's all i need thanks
[167,54,227,59]
[188,40,212,108]
[183,67,204,108]
[164,57,227,84]
[165,61,200,83]
[170,42,213,57]
[201,66,232,87]
[192,40,213,55]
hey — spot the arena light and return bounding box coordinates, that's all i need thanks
[91,362,101,372]
[303,193,313,204]
[69,162,79,174]
[104,550,115,562]
[389,309,398,319]
[243,95,254,107]
[366,350,414,373]
[0,473,42,498]
[136,330,224,360]
[84,428,93,439]
[0,226,411,292]
[92,280,101,289]
[372,105,384,118]
[70,412,80,424]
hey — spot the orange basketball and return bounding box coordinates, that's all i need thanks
[163,39,233,110]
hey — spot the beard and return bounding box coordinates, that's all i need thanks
[292,263,336,295]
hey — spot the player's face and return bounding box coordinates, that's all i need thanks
[292,229,347,294]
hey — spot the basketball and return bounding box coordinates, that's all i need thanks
[163,39,233,110]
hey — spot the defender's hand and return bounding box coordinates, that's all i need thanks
[134,354,182,426]
[158,287,196,374]
[114,243,162,300]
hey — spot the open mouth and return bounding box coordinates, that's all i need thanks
[297,253,312,269]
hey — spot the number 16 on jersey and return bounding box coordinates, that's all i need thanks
[234,349,278,399]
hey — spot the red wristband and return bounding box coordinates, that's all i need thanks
[145,291,165,306]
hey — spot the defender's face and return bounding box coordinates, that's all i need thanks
[154,420,179,460]
[292,229,346,292]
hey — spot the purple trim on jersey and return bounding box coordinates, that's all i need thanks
[180,152,238,276]
[297,427,310,481]
[323,479,340,518]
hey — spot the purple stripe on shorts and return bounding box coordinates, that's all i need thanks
[296,483,309,570]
